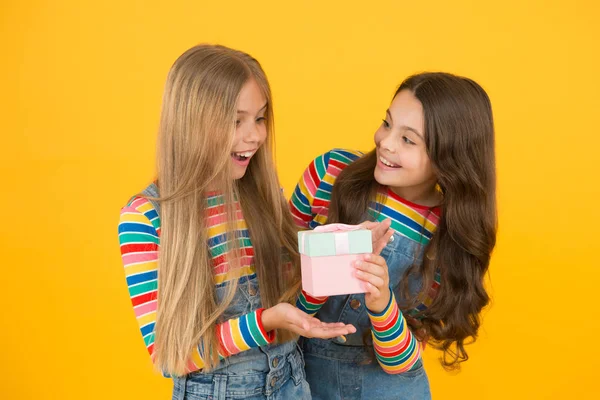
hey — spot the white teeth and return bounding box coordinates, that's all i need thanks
[234,151,254,158]
[379,156,399,167]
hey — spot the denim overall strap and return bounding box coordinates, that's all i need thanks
[141,183,160,214]
[171,374,186,400]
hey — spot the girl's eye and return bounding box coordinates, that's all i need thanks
[235,120,241,127]
[382,119,390,129]
[403,136,416,145]
[256,117,267,123]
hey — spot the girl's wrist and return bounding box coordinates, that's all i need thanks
[260,305,279,332]
[367,287,392,314]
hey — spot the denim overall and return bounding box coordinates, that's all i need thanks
[142,184,311,400]
[301,230,432,400]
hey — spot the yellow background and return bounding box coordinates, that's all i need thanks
[2,0,599,399]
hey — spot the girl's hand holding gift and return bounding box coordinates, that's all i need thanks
[353,253,391,313]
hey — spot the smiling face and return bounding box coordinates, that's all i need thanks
[230,78,268,180]
[373,89,438,203]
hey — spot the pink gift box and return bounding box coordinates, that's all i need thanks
[301,253,369,297]
[298,224,372,297]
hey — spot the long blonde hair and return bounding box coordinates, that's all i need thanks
[152,44,300,375]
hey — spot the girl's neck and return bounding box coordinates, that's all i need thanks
[389,181,442,208]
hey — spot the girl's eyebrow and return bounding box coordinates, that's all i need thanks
[237,103,268,115]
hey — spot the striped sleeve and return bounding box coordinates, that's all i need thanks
[289,152,330,229]
[216,308,274,357]
[118,198,275,374]
[186,309,275,372]
[367,290,423,374]
[119,198,160,361]
[289,149,363,229]
[296,290,328,316]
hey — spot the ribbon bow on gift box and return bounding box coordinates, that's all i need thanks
[298,223,372,257]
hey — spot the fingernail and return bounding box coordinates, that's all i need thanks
[354,261,361,267]
[364,254,371,261]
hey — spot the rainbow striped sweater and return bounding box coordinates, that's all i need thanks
[292,149,442,374]
[118,193,274,374]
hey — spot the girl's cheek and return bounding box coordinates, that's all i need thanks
[374,128,384,145]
